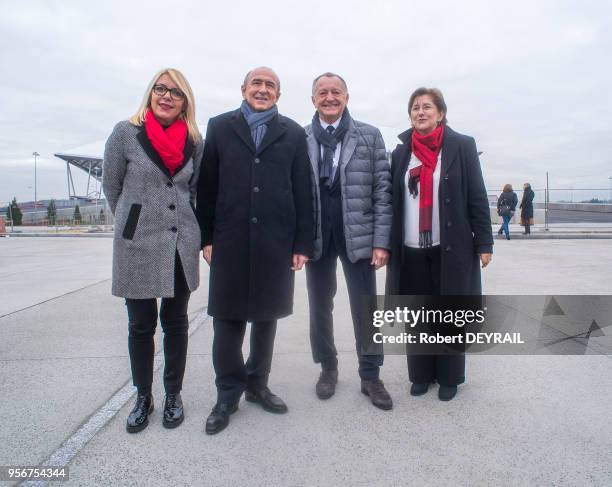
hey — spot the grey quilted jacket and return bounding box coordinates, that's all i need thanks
[305,117,392,262]
[103,120,204,298]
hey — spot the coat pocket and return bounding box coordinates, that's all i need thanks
[122,204,142,240]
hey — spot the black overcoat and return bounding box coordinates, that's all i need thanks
[196,109,313,321]
[385,126,493,296]
[520,188,535,219]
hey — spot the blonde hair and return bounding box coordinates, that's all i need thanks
[129,68,200,142]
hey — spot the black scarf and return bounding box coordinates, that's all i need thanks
[311,108,351,187]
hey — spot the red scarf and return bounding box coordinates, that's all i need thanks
[145,110,188,176]
[408,125,444,246]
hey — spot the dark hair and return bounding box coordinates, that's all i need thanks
[408,87,448,125]
[312,72,348,95]
[503,184,513,193]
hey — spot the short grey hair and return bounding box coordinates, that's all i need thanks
[242,66,281,91]
[311,72,348,95]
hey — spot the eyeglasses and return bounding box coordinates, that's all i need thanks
[152,84,185,101]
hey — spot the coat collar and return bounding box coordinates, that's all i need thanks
[440,125,459,175]
[136,124,195,179]
[229,108,287,155]
[339,117,358,170]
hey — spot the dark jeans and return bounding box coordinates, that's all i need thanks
[400,246,465,386]
[126,252,190,395]
[212,318,277,404]
[499,214,511,238]
[306,237,383,380]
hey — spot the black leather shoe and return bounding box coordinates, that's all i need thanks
[361,379,393,410]
[410,382,431,396]
[162,393,184,429]
[245,387,288,413]
[316,370,338,399]
[126,394,153,433]
[439,385,458,401]
[205,402,238,435]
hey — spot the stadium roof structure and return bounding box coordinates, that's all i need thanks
[55,140,106,200]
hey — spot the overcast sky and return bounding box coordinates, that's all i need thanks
[1,0,611,204]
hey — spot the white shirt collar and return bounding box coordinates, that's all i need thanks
[319,116,341,130]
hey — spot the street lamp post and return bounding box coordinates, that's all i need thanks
[32,151,40,210]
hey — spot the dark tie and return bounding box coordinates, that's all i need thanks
[320,126,336,187]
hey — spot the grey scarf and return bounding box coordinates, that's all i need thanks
[240,100,278,149]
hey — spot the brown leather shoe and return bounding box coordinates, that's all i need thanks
[361,379,393,410]
[316,370,338,399]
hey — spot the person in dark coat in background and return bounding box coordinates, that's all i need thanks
[196,67,313,434]
[520,182,535,235]
[497,184,518,240]
[385,87,493,401]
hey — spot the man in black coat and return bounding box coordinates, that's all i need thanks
[196,67,313,434]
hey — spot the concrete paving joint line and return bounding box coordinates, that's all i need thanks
[0,279,112,320]
[20,308,210,487]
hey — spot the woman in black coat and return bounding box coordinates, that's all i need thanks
[520,183,535,234]
[385,87,493,401]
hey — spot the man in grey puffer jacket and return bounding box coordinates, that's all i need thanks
[305,72,393,410]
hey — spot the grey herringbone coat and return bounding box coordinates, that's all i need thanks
[305,117,392,262]
[103,120,204,298]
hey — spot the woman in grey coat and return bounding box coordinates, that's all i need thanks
[103,68,203,433]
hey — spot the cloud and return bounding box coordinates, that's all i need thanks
[1,0,611,203]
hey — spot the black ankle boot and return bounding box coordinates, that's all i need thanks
[126,394,153,433]
[163,393,184,429]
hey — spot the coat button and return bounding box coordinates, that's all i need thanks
[171,227,178,233]
[446,221,452,227]
[253,186,260,193]
[168,204,176,210]
[251,217,258,224]
[445,198,451,204]
[443,176,449,181]
[445,245,451,251]
[254,158,260,164]
[167,181,173,188]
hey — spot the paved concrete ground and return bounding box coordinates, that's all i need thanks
[0,237,611,486]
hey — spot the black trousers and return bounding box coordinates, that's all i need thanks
[212,318,277,404]
[306,236,383,380]
[125,252,190,395]
[400,246,465,386]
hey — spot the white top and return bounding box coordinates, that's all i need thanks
[319,117,342,181]
[403,151,441,248]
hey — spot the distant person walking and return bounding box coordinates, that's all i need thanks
[520,183,535,235]
[103,68,203,433]
[497,184,518,240]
